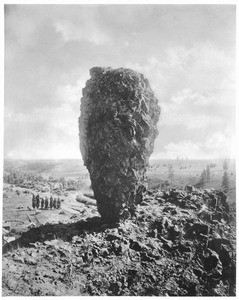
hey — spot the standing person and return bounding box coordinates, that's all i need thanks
[50,195,53,209]
[45,197,49,210]
[32,194,36,209]
[57,197,61,209]
[41,197,44,210]
[53,197,57,209]
[36,194,40,209]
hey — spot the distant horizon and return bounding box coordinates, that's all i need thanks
[4,156,236,162]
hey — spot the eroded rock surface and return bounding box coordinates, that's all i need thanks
[2,187,236,296]
[79,67,160,222]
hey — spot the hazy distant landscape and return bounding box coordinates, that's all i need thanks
[3,157,236,236]
[147,159,236,202]
[4,158,236,200]
[3,157,236,245]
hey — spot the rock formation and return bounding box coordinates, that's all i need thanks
[2,187,236,296]
[79,67,160,222]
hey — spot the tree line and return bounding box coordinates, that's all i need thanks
[166,160,231,194]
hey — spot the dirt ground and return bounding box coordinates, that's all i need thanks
[2,183,98,239]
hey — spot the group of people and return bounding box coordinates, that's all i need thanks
[32,194,61,210]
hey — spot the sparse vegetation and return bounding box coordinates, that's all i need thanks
[206,164,211,182]
[221,160,230,194]
[146,159,235,203]
[222,171,230,194]
[223,160,229,171]
[167,164,175,186]
[198,169,207,189]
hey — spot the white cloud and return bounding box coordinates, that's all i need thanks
[160,100,224,129]
[4,78,89,160]
[6,140,81,160]
[127,42,235,101]
[164,141,203,159]
[204,132,236,159]
[56,77,88,103]
[166,46,191,70]
[128,43,235,134]
[124,41,130,47]
[155,132,236,160]
[171,89,212,106]
[54,20,109,45]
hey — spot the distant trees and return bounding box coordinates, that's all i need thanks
[199,169,207,189]
[188,174,193,185]
[196,166,210,189]
[222,171,230,194]
[222,160,230,194]
[209,163,217,168]
[223,160,228,171]
[60,177,65,183]
[3,171,25,185]
[206,164,211,182]
[194,160,231,191]
[161,180,170,190]
[167,164,174,186]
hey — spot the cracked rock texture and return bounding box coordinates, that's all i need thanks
[79,67,160,222]
[2,187,236,296]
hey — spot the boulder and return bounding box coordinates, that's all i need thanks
[185,185,194,193]
[79,67,160,222]
[204,249,222,272]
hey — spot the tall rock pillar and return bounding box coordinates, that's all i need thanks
[79,67,160,222]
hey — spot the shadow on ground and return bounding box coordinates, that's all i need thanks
[3,217,119,254]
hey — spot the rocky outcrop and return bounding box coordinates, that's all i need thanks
[79,67,160,222]
[2,187,236,296]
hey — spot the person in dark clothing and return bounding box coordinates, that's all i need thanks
[57,197,61,209]
[53,197,57,209]
[36,195,40,209]
[45,197,49,210]
[50,196,53,209]
[41,197,44,210]
[32,194,36,209]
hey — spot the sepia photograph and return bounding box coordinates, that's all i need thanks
[2,2,237,296]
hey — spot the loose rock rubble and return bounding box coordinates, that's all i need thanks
[2,187,236,296]
[79,67,160,222]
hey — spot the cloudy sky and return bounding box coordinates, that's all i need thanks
[4,4,236,160]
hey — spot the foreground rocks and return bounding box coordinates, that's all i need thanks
[2,187,236,296]
[79,67,160,222]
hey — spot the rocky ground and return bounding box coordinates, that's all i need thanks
[2,186,236,296]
